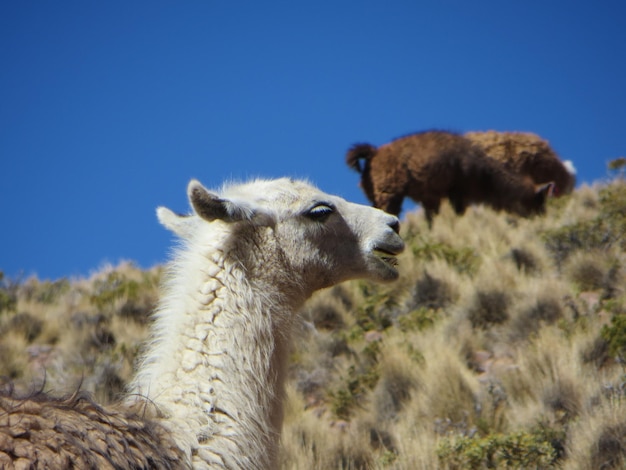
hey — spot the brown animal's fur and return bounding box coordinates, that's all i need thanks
[0,387,184,470]
[465,130,576,196]
[346,130,552,225]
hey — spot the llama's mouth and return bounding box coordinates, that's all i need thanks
[368,237,404,280]
[373,248,400,267]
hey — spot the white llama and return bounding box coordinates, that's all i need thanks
[1,177,404,470]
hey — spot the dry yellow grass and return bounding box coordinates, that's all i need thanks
[1,179,625,469]
[281,178,626,469]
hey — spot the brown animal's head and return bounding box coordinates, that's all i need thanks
[346,143,378,204]
[465,130,576,198]
[517,182,554,217]
[518,152,576,197]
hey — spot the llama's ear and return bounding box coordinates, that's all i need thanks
[538,182,555,198]
[157,207,195,237]
[534,182,555,208]
[187,179,252,222]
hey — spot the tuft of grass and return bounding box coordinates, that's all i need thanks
[408,270,457,310]
[308,303,345,331]
[509,294,564,341]
[371,346,419,421]
[3,312,43,342]
[90,271,140,311]
[589,422,626,470]
[419,350,481,429]
[541,379,581,423]
[581,335,611,368]
[0,335,31,380]
[541,219,610,267]
[467,289,511,329]
[563,249,622,294]
[22,278,70,304]
[89,268,160,323]
[508,247,541,274]
[0,271,18,314]
[541,180,626,267]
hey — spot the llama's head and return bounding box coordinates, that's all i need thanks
[158,178,404,297]
[513,181,554,217]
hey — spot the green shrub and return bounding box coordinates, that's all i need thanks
[350,282,397,336]
[437,426,564,469]
[397,307,439,332]
[32,278,70,304]
[595,182,626,253]
[608,157,626,174]
[0,271,17,314]
[328,364,380,420]
[412,238,480,275]
[601,314,626,361]
[90,271,140,312]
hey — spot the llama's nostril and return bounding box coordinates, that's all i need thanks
[389,219,400,234]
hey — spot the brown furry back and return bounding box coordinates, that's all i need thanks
[0,388,185,470]
[465,131,547,162]
[346,143,378,173]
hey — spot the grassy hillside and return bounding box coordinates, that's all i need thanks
[2,177,626,469]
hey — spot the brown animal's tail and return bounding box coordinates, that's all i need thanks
[346,143,377,173]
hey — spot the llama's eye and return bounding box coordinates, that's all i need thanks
[305,204,334,222]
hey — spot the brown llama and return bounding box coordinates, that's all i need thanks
[0,387,183,469]
[346,130,553,226]
[465,130,576,196]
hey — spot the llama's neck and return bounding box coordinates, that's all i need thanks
[466,158,535,211]
[128,228,301,469]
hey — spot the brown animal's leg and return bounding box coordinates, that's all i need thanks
[448,189,468,216]
[450,197,468,216]
[421,199,441,228]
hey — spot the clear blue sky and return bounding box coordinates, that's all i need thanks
[1,1,624,280]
